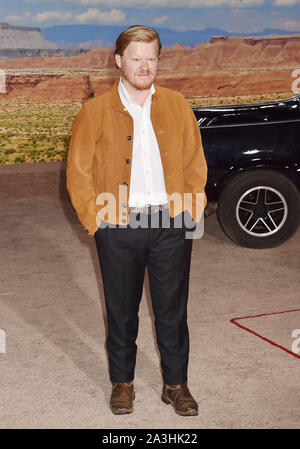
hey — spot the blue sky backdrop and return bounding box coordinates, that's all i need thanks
[1,0,299,33]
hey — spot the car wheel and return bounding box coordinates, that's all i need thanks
[217,170,300,248]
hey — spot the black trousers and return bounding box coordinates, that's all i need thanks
[94,209,194,385]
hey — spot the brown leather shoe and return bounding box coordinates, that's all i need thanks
[110,381,135,415]
[161,383,198,416]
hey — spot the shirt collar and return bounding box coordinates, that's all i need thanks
[118,77,155,108]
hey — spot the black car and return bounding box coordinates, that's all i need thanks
[193,93,300,249]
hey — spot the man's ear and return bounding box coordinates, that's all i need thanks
[115,53,122,70]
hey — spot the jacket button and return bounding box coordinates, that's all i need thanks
[122,212,126,216]
[122,219,126,223]
[126,158,130,164]
[123,182,128,186]
[122,203,127,208]
[127,136,132,141]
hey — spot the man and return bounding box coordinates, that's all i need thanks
[67,25,207,416]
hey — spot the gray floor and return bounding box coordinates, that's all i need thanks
[1,195,299,429]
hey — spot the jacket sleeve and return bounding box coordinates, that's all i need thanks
[181,96,208,222]
[66,102,99,236]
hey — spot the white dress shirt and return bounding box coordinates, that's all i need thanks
[118,77,168,208]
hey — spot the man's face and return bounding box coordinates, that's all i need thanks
[115,40,159,91]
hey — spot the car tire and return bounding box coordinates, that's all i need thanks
[217,170,300,249]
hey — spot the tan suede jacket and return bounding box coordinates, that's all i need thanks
[66,79,208,235]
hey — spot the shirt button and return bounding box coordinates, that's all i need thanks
[127,136,132,141]
[122,203,127,208]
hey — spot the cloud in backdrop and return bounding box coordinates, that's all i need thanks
[1,0,299,32]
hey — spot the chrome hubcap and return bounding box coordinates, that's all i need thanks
[236,186,288,237]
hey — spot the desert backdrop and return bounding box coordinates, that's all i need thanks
[0,23,299,164]
[1,33,300,101]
